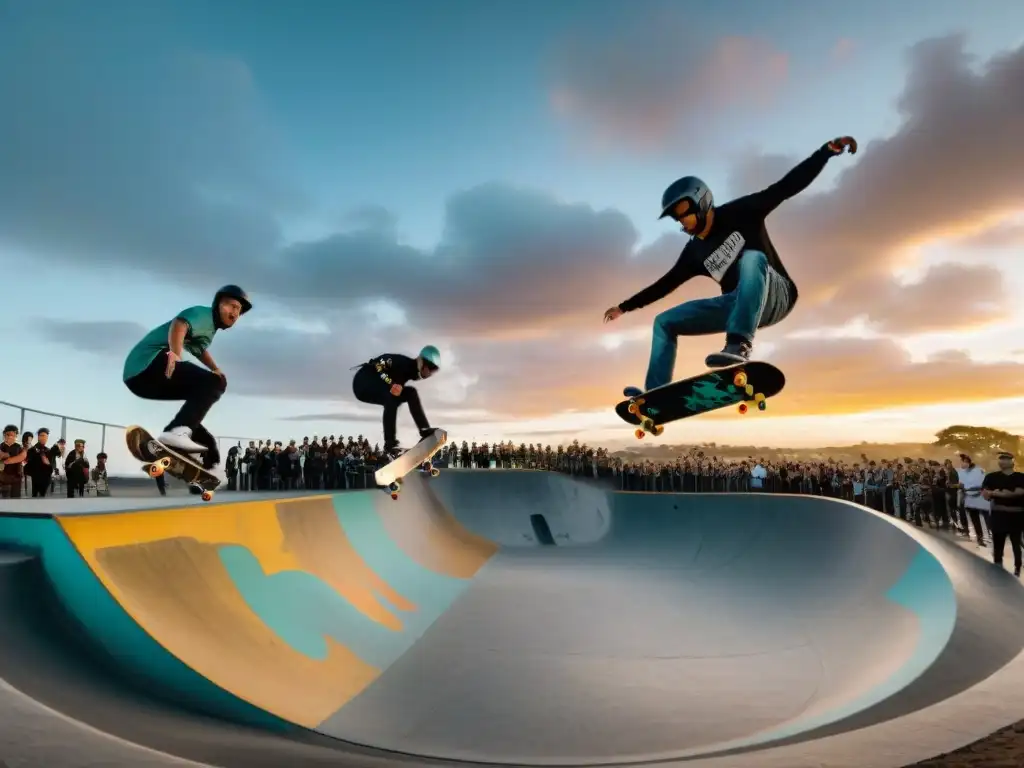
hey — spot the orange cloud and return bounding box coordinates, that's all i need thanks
[548,16,789,148]
[448,334,1024,421]
[797,262,1012,334]
[728,35,1024,333]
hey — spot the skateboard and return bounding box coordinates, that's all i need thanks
[125,425,221,502]
[615,361,785,440]
[374,428,448,500]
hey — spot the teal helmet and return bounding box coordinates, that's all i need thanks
[419,345,441,370]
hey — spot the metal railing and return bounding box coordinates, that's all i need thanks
[0,400,257,476]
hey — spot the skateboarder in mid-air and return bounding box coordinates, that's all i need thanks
[123,285,252,468]
[352,346,441,460]
[603,136,858,401]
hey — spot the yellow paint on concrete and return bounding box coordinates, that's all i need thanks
[59,495,415,630]
[55,490,499,726]
[95,538,377,726]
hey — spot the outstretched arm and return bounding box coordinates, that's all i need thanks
[741,136,858,218]
[618,248,698,313]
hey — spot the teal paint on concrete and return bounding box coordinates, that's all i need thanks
[0,515,290,732]
[329,493,474,614]
[711,545,957,750]
[219,544,412,668]
[217,493,478,671]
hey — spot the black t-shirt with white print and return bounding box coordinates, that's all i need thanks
[619,147,832,313]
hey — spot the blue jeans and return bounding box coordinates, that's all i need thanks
[642,250,792,390]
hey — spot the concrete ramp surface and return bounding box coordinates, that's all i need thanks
[1,469,1023,768]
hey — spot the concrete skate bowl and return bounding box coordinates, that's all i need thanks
[0,470,1023,768]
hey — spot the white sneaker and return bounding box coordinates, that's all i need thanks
[157,427,207,455]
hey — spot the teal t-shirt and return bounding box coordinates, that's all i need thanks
[123,305,218,381]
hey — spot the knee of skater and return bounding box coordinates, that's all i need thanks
[211,375,227,396]
[741,250,768,272]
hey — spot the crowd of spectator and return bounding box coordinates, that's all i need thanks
[3,425,1018,569]
[0,424,110,499]
[215,437,1019,566]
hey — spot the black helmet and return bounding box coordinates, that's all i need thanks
[214,285,252,314]
[659,176,713,231]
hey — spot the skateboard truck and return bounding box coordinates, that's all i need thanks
[144,455,216,501]
[626,397,665,439]
[731,370,768,414]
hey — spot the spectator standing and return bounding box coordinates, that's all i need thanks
[0,425,26,499]
[64,439,90,498]
[750,461,767,490]
[982,452,1024,576]
[959,454,990,547]
[25,427,54,498]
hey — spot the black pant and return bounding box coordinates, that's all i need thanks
[954,494,969,532]
[968,506,991,543]
[991,510,1024,570]
[351,366,430,448]
[30,474,50,497]
[125,352,224,465]
[67,479,85,498]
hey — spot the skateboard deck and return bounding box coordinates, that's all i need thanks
[374,428,448,500]
[125,425,221,501]
[615,362,785,440]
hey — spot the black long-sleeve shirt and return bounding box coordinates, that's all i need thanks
[619,146,831,313]
[365,353,421,387]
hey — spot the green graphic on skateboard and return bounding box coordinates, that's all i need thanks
[125,425,221,501]
[614,362,786,440]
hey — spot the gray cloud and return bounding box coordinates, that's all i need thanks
[10,19,1024,422]
[548,15,789,148]
[721,34,1024,333]
[800,262,1010,334]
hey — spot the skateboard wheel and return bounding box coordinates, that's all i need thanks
[430,468,440,477]
[201,491,214,502]
[388,482,400,492]
[653,425,664,436]
[738,403,749,414]
[733,371,747,388]
[754,392,766,403]
[627,402,639,415]
[148,464,164,478]
[159,457,172,469]
[758,400,767,411]
[634,429,645,440]
[391,493,400,500]
[421,461,432,472]
[744,384,754,396]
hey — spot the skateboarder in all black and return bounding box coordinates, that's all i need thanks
[603,136,858,400]
[123,285,252,468]
[352,346,441,460]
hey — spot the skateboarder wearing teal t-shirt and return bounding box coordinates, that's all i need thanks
[123,285,251,468]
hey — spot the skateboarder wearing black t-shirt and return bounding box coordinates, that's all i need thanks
[352,346,441,460]
[604,136,858,400]
[982,451,1024,576]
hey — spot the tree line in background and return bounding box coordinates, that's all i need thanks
[612,425,1021,467]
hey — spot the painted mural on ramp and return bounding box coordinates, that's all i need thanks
[0,469,1023,767]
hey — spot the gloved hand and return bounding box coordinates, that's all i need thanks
[825,136,858,156]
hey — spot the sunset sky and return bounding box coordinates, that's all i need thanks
[3,0,1024,470]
